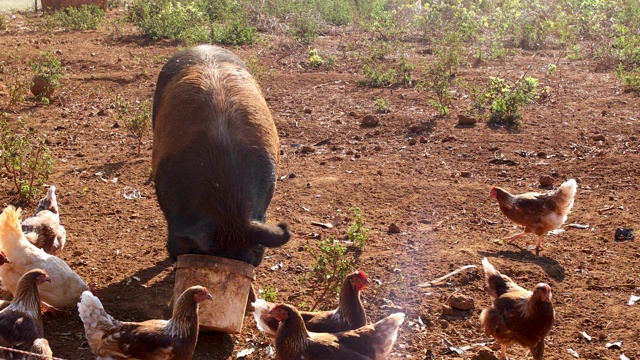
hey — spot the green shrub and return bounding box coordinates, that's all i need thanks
[260,285,278,302]
[0,117,54,202]
[301,206,369,310]
[374,96,390,114]
[128,0,211,44]
[52,4,105,30]
[0,60,30,113]
[479,76,539,127]
[615,64,640,91]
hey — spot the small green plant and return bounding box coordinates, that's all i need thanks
[615,64,640,91]
[347,207,369,250]
[246,55,270,81]
[115,95,151,156]
[1,64,30,113]
[308,48,324,66]
[294,12,322,44]
[0,116,54,202]
[260,285,278,302]
[303,236,353,311]
[301,207,368,310]
[374,97,390,114]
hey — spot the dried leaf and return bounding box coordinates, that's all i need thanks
[628,295,640,306]
[311,221,333,229]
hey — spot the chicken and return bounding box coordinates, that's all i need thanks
[0,251,10,310]
[479,258,554,360]
[28,338,53,360]
[0,205,90,309]
[21,185,66,255]
[78,285,212,360]
[254,270,370,337]
[0,269,50,351]
[269,303,404,360]
[490,178,577,255]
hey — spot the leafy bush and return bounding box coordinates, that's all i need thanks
[128,0,255,45]
[307,48,336,68]
[28,51,65,102]
[0,117,54,202]
[0,60,30,113]
[51,4,105,30]
[479,76,539,127]
[347,207,369,249]
[615,64,640,91]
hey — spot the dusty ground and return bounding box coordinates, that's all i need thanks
[1,8,639,360]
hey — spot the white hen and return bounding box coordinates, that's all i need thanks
[0,206,90,309]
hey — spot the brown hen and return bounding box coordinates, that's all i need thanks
[78,285,212,360]
[490,178,577,255]
[270,303,404,360]
[480,258,554,360]
[0,269,50,352]
[254,270,370,337]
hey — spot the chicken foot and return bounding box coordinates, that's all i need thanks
[502,232,544,256]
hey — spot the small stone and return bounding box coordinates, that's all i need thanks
[457,114,478,125]
[112,122,120,128]
[408,138,417,145]
[442,304,453,315]
[460,171,472,178]
[348,111,358,117]
[303,108,312,114]
[361,115,379,127]
[472,347,499,360]
[592,134,606,142]
[449,294,475,311]
[300,146,314,154]
[419,136,428,143]
[298,246,305,251]
[374,145,382,151]
[388,223,401,234]
[288,173,296,178]
[442,135,457,143]
[539,175,555,187]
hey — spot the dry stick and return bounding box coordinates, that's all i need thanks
[417,264,477,287]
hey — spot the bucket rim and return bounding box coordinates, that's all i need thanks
[175,254,256,281]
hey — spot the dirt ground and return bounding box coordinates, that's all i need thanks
[1,8,639,360]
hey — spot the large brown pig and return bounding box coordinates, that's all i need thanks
[152,45,290,267]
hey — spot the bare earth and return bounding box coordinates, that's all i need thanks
[1,8,639,360]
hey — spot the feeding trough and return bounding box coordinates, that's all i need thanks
[174,254,255,333]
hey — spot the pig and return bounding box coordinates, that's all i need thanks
[152,45,290,267]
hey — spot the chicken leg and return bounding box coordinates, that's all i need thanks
[502,232,544,256]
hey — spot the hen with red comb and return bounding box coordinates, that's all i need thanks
[253,270,370,336]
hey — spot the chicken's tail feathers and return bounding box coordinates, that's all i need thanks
[554,178,577,217]
[0,206,24,250]
[78,290,118,351]
[251,299,278,337]
[372,312,405,356]
[482,258,505,300]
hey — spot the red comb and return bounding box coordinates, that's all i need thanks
[357,270,367,279]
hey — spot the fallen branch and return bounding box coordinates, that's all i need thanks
[587,284,636,290]
[418,264,477,287]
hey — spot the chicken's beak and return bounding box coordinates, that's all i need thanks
[206,293,213,301]
[3,259,10,264]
